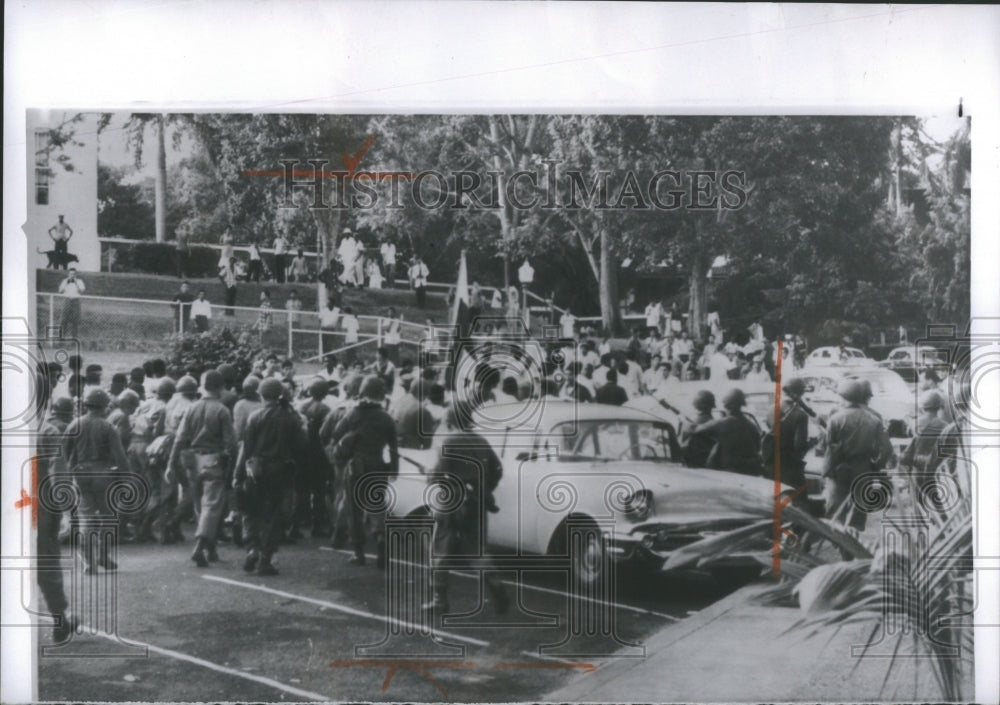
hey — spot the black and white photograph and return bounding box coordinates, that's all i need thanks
[3,4,998,705]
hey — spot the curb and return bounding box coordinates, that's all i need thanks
[543,580,768,703]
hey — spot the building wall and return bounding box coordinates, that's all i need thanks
[26,111,100,272]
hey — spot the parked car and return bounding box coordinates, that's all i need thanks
[390,401,784,586]
[802,346,876,369]
[878,345,948,383]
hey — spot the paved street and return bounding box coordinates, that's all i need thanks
[38,533,753,702]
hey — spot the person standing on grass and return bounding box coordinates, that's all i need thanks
[381,307,401,365]
[255,290,273,339]
[289,248,310,283]
[380,240,397,288]
[272,233,289,283]
[285,289,302,326]
[409,256,430,308]
[191,290,212,332]
[341,307,360,364]
[58,268,85,339]
[220,257,238,316]
[172,281,195,334]
[247,242,264,282]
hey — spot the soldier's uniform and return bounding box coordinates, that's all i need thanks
[62,389,130,573]
[690,389,763,476]
[236,378,307,575]
[37,398,79,642]
[319,374,363,549]
[168,371,236,567]
[156,377,199,543]
[330,376,398,567]
[681,390,717,468]
[129,379,172,542]
[823,380,893,531]
[295,379,332,538]
[772,378,811,492]
[423,403,508,614]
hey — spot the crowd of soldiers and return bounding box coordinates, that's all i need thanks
[31,332,968,644]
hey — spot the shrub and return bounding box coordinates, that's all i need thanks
[169,325,262,382]
[113,242,221,278]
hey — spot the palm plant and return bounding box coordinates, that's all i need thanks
[663,455,974,700]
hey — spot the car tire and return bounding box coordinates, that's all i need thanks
[568,520,607,589]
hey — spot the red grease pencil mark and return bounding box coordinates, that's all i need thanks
[342,134,376,176]
[772,339,783,577]
[329,658,596,696]
[15,458,38,527]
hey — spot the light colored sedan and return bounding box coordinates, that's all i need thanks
[389,401,783,586]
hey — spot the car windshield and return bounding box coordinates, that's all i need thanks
[549,419,676,462]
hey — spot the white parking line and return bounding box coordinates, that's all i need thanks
[84,626,331,701]
[202,574,490,648]
[319,546,679,621]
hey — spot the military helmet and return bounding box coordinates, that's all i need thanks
[201,370,224,393]
[782,377,806,398]
[50,396,75,418]
[308,378,329,399]
[241,375,261,393]
[360,375,386,401]
[216,363,237,385]
[919,389,944,411]
[259,378,284,401]
[156,377,177,398]
[692,390,716,412]
[177,375,199,395]
[837,378,866,404]
[722,388,746,410]
[117,389,140,411]
[84,388,111,410]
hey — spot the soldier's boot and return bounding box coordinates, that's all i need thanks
[206,541,220,562]
[486,576,510,615]
[421,575,449,614]
[257,554,278,576]
[97,554,118,571]
[348,544,366,566]
[231,515,244,548]
[134,515,156,543]
[52,612,79,644]
[190,537,209,568]
[243,548,260,573]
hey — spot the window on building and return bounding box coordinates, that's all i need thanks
[35,129,51,205]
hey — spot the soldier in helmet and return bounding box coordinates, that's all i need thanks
[62,388,130,574]
[230,375,263,546]
[38,397,79,641]
[293,378,333,538]
[167,371,236,567]
[234,377,306,575]
[107,389,142,540]
[130,377,173,543]
[765,377,812,495]
[681,390,717,468]
[899,389,948,510]
[329,375,399,567]
[320,373,364,548]
[216,363,240,410]
[157,375,200,544]
[689,389,764,476]
[422,400,509,615]
[823,378,893,531]
[927,374,971,495]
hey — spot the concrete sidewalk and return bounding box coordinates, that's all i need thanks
[546,580,966,702]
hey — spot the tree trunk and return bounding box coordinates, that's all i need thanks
[155,116,167,243]
[688,250,708,343]
[599,225,621,335]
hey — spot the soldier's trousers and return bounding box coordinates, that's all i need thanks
[430,510,503,604]
[243,468,287,559]
[328,456,350,545]
[293,452,330,530]
[187,452,227,543]
[156,449,195,535]
[825,466,869,532]
[345,471,387,558]
[73,472,113,568]
[37,484,68,615]
[128,440,161,534]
